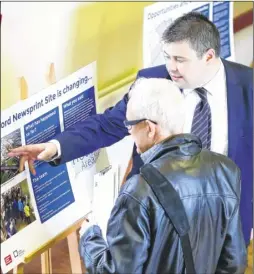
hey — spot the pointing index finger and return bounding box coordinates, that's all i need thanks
[9,144,45,155]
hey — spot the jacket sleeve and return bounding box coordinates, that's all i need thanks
[79,193,151,274]
[54,93,129,165]
[52,68,148,165]
[216,177,247,273]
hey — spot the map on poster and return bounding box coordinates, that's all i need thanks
[143,1,235,67]
[0,62,100,273]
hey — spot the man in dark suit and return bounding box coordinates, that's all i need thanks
[9,12,253,244]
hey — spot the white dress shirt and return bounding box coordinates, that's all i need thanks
[48,139,61,161]
[183,59,228,155]
[50,60,228,160]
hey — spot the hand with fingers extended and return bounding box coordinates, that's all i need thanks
[8,143,58,175]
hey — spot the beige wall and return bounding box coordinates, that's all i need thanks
[1,2,253,111]
[235,25,253,67]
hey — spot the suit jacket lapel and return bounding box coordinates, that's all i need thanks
[222,59,243,160]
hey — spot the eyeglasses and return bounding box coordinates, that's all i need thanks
[123,119,157,130]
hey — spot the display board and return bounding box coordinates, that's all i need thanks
[143,1,235,67]
[1,62,99,273]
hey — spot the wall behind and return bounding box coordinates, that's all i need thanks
[234,25,253,67]
[1,2,253,112]
[1,2,151,110]
[1,2,82,109]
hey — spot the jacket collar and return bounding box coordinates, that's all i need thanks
[141,134,202,164]
[221,58,240,85]
[221,59,243,160]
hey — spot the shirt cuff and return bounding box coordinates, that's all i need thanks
[47,139,61,162]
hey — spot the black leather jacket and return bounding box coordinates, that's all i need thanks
[79,134,247,274]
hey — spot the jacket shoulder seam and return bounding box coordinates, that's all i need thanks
[181,193,239,200]
[119,192,150,215]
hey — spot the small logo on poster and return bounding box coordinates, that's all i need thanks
[13,249,25,258]
[4,254,12,265]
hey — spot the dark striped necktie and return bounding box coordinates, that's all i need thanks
[191,88,211,149]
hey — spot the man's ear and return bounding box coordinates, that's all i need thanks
[205,48,216,63]
[147,120,157,139]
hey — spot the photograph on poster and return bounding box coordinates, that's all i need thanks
[1,179,36,243]
[1,129,22,185]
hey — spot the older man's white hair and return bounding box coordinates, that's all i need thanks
[127,78,185,136]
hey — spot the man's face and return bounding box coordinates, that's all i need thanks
[126,113,155,154]
[163,41,208,89]
[128,122,153,154]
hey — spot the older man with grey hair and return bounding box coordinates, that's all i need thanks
[78,78,246,274]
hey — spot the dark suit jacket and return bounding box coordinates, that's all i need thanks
[55,59,253,243]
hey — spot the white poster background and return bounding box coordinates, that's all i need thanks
[143,1,235,68]
[1,62,99,273]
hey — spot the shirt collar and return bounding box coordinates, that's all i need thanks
[140,134,202,164]
[183,59,225,96]
[140,142,161,164]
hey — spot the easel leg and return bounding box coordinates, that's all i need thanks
[20,77,28,100]
[67,231,82,274]
[13,264,24,274]
[41,249,52,274]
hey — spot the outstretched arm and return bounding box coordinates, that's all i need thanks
[55,93,129,164]
[8,94,129,172]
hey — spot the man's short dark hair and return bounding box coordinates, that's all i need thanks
[162,12,220,58]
